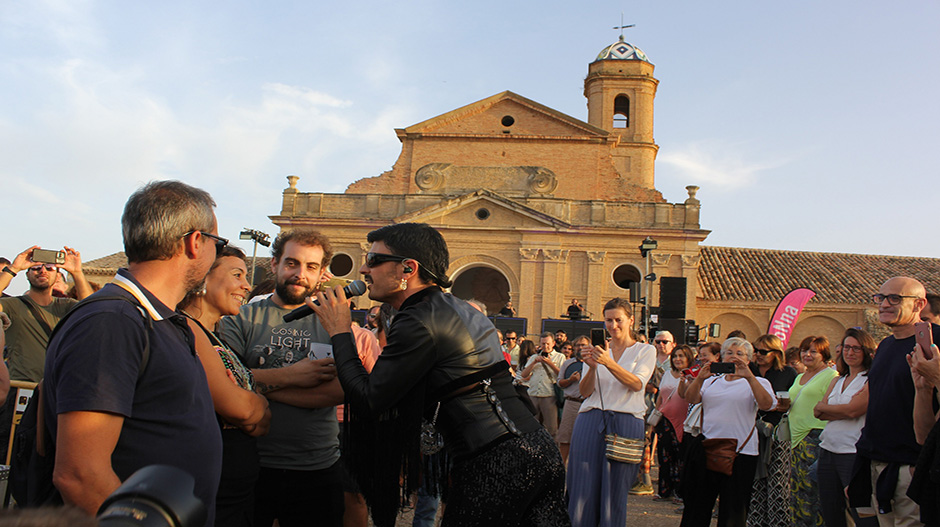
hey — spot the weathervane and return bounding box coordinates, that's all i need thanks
[613,12,635,41]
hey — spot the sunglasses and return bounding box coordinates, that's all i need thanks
[754,348,775,355]
[654,340,672,345]
[505,337,517,341]
[365,252,409,268]
[29,264,57,272]
[182,230,229,256]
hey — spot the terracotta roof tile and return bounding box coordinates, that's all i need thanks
[699,246,940,304]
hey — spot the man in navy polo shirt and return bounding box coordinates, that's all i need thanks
[44,181,223,525]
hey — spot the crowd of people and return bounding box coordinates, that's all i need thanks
[2,180,940,527]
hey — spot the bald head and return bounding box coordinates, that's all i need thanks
[877,276,927,331]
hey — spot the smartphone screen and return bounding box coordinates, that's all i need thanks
[710,362,735,374]
[591,328,606,347]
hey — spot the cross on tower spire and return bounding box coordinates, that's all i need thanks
[613,12,635,41]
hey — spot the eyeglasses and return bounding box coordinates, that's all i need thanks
[505,337,517,341]
[654,340,672,345]
[29,264,57,272]
[842,344,864,353]
[182,230,229,256]
[365,252,409,268]
[754,348,775,355]
[872,293,922,305]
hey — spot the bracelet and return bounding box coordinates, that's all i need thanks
[2,266,15,277]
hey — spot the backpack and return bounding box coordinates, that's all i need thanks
[8,294,152,507]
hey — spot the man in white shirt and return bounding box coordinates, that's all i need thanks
[521,332,565,438]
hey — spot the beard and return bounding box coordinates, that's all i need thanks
[275,277,316,306]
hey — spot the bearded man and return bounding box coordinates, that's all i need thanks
[219,229,346,527]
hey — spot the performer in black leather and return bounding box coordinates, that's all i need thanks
[311,223,569,527]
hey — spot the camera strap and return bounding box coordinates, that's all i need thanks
[18,297,55,339]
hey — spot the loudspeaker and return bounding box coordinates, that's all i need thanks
[629,282,641,303]
[658,318,688,345]
[659,277,687,319]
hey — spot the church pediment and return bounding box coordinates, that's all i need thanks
[399,91,609,138]
[395,189,571,230]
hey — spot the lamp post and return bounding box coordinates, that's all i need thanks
[239,228,271,287]
[638,236,658,339]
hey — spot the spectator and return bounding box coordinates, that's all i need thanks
[556,334,588,463]
[44,180,223,524]
[747,334,797,527]
[567,298,656,527]
[555,330,568,349]
[680,338,774,527]
[520,332,565,438]
[786,346,807,374]
[849,277,936,526]
[504,330,520,368]
[920,293,940,325]
[654,344,693,501]
[788,336,838,527]
[814,328,877,527]
[177,245,272,526]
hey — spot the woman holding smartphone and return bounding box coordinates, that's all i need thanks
[567,298,656,527]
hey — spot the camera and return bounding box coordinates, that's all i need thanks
[97,465,206,527]
[540,350,549,357]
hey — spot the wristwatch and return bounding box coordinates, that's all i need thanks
[2,266,16,277]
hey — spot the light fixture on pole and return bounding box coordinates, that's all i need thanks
[638,236,658,338]
[239,228,271,287]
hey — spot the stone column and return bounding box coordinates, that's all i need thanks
[518,248,540,331]
[542,249,569,322]
[650,253,672,307]
[586,251,607,319]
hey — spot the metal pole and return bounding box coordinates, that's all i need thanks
[645,252,651,339]
[250,240,259,287]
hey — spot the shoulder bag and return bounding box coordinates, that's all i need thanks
[597,362,643,464]
[699,378,757,476]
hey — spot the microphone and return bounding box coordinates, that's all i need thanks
[283,280,368,322]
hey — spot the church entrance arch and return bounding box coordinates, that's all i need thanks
[451,265,511,315]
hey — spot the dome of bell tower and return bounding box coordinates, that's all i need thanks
[594,36,651,63]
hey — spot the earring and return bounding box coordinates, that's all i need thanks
[400,279,408,291]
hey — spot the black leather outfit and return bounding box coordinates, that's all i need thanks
[332,286,539,459]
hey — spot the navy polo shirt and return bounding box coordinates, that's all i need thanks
[44,269,222,525]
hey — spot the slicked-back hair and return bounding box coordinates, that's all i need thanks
[367,223,452,288]
[271,229,333,267]
[602,297,634,318]
[122,180,216,263]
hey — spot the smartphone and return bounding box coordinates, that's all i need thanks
[711,362,736,374]
[914,321,934,359]
[591,328,607,347]
[32,249,66,265]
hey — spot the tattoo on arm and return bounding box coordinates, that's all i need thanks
[254,381,282,395]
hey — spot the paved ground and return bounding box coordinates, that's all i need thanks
[382,465,703,527]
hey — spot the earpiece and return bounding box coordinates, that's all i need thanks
[403,265,414,274]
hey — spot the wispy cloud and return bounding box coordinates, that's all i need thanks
[658,140,793,189]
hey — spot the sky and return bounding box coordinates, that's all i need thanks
[2,1,939,294]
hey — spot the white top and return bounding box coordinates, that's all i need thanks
[526,351,566,397]
[819,373,868,454]
[700,376,774,456]
[580,342,656,419]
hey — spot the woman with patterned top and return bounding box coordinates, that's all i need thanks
[178,246,271,527]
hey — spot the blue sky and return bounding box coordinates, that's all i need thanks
[2,1,938,294]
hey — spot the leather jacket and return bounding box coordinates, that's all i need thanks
[333,287,539,459]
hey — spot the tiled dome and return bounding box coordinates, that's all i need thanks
[595,36,650,63]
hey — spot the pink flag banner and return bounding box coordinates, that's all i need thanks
[767,288,816,348]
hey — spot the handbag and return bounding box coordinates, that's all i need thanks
[419,402,444,455]
[646,408,663,427]
[774,412,791,442]
[597,366,643,464]
[699,380,757,476]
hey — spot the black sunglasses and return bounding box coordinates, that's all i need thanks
[182,230,229,255]
[365,252,409,268]
[754,348,775,355]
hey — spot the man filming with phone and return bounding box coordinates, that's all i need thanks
[0,245,92,453]
[520,332,565,439]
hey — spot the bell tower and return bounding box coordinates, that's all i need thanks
[584,36,659,189]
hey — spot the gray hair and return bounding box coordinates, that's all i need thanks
[721,337,754,361]
[122,180,216,263]
[467,298,487,315]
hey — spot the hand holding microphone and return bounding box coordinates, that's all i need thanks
[283,280,367,322]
